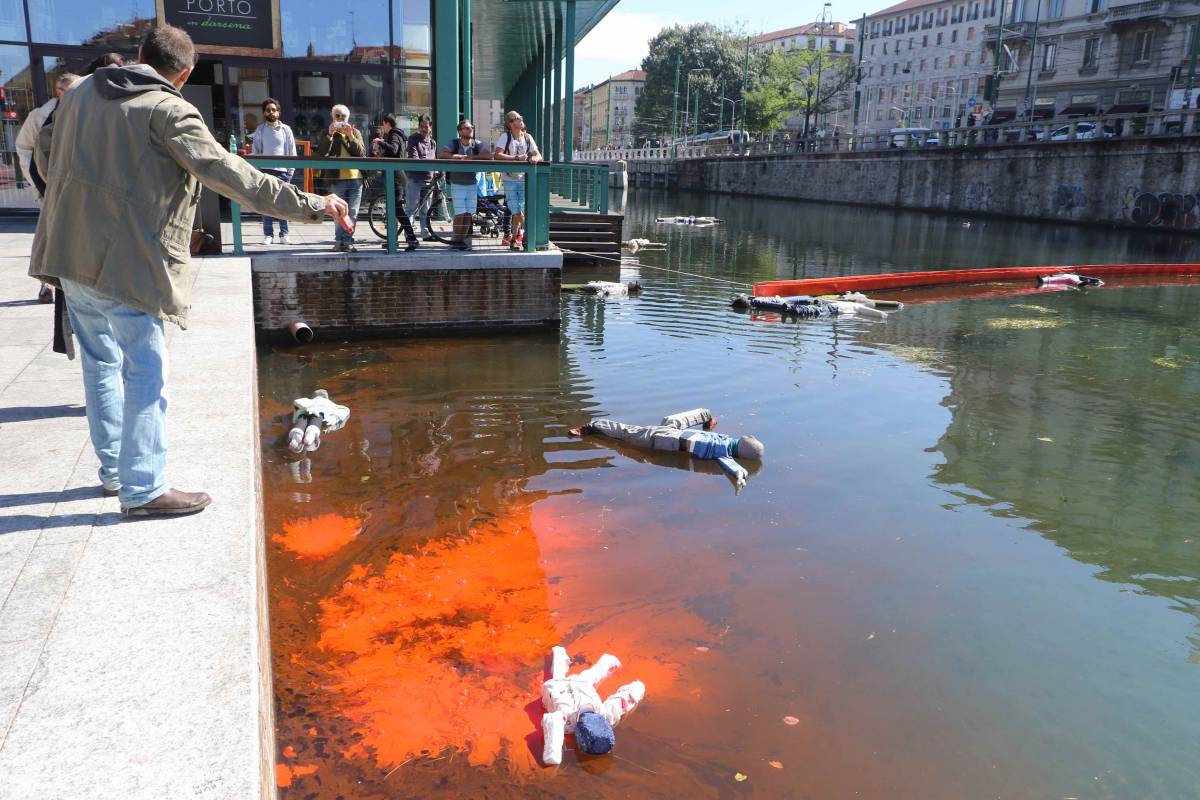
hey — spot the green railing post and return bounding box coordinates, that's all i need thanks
[229,134,244,255]
[525,162,539,252]
[536,163,551,247]
[385,165,398,254]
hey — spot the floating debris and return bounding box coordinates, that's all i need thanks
[1009,304,1058,314]
[985,317,1065,331]
[1152,356,1184,369]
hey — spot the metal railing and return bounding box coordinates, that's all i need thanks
[548,162,610,214]
[231,155,551,255]
[573,109,1200,163]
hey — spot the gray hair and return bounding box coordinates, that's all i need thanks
[140,25,196,76]
[331,104,350,119]
[55,73,80,93]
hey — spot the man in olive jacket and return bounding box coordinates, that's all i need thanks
[29,25,347,517]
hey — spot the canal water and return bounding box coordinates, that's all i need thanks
[258,191,1200,799]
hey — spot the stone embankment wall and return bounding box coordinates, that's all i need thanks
[252,253,561,340]
[656,139,1200,232]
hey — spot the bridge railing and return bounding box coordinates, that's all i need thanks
[573,109,1200,162]
[548,162,609,214]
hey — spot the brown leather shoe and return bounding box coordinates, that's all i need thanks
[122,488,212,517]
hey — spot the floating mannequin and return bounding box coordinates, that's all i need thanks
[287,389,350,453]
[622,238,667,252]
[563,281,642,297]
[731,294,889,320]
[570,408,763,489]
[1036,272,1104,288]
[540,644,645,766]
[655,215,721,226]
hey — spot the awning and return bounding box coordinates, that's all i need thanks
[1060,103,1099,117]
[1021,106,1056,120]
[1107,101,1151,114]
[989,107,1017,123]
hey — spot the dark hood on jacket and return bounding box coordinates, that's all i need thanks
[93,64,181,100]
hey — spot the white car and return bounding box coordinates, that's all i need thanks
[1048,122,1115,141]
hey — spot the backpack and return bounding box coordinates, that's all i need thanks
[497,132,532,158]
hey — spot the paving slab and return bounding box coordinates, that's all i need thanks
[0,218,270,800]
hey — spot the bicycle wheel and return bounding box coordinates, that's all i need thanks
[366,194,388,240]
[425,191,455,244]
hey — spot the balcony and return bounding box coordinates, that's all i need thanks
[983,21,1038,41]
[1105,0,1170,25]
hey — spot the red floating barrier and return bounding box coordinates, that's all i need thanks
[753,264,1200,299]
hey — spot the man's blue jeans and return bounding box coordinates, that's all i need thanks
[330,178,362,245]
[61,279,168,507]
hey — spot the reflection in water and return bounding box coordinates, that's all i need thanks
[261,190,1200,799]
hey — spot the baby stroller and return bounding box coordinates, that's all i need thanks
[473,171,511,240]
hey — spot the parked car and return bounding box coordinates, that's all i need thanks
[1048,122,1115,141]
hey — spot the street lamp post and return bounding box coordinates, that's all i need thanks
[814,2,832,135]
[683,68,708,143]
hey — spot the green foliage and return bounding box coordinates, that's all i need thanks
[753,48,858,135]
[633,23,770,141]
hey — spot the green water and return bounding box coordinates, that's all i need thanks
[260,190,1200,799]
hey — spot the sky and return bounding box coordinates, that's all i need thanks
[574,0,885,88]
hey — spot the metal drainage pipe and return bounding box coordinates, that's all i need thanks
[288,321,314,344]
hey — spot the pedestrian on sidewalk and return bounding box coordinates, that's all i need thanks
[317,103,365,252]
[371,112,419,250]
[492,110,541,250]
[437,119,490,250]
[405,113,437,241]
[28,25,347,517]
[16,72,80,303]
[252,97,297,246]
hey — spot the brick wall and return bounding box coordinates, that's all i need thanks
[252,254,561,340]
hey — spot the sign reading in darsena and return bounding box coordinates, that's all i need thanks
[161,0,274,50]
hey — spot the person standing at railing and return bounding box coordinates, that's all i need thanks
[29,25,348,517]
[317,103,365,252]
[371,112,419,251]
[17,72,80,303]
[493,110,541,251]
[252,97,297,246]
[437,119,490,251]
[405,113,437,242]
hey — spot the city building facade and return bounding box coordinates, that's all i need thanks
[988,0,1200,122]
[574,69,644,149]
[857,0,1000,132]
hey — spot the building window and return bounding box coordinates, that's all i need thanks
[808,36,816,48]
[282,0,392,61]
[949,54,956,66]
[845,42,854,54]
[920,58,927,70]
[934,56,940,68]
[29,0,147,47]
[965,52,972,65]
[972,2,980,18]
[909,37,914,49]
[923,34,929,46]
[884,41,889,54]
[1041,42,1057,70]
[1089,0,1106,12]
[1049,0,1064,17]
[1133,30,1153,63]
[937,32,944,45]
[967,27,975,40]
[952,29,958,42]
[893,63,898,74]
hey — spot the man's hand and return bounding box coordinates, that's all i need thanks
[322,194,349,219]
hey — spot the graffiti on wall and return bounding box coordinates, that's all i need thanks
[1053,184,1086,213]
[1122,187,1200,229]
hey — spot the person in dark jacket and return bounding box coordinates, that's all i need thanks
[405,114,437,241]
[370,113,418,250]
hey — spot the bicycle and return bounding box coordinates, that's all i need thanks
[367,172,511,245]
[367,172,454,243]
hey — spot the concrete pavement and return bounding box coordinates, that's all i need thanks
[0,217,270,800]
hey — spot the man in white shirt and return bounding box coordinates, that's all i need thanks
[251,96,298,245]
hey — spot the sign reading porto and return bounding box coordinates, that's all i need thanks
[159,0,277,52]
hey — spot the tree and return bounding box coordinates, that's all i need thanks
[760,48,858,136]
[634,23,770,142]
[742,83,791,133]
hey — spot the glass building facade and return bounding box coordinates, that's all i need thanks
[0,0,432,206]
